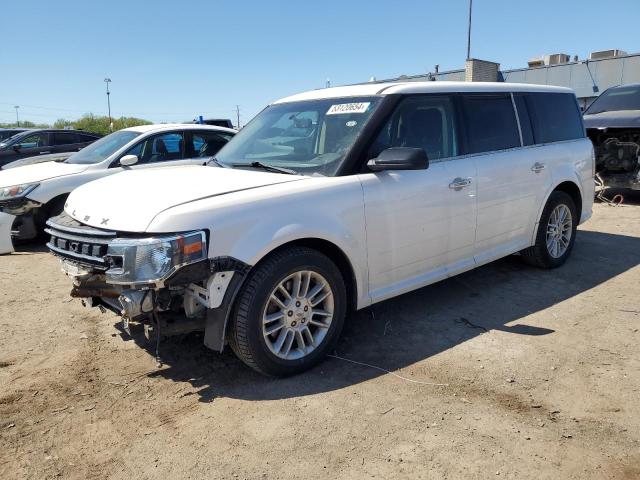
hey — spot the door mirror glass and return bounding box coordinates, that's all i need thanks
[119,154,139,167]
[367,147,429,172]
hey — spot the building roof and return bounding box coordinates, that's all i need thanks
[274,81,573,104]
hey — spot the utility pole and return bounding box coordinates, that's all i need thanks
[104,78,112,131]
[235,105,241,129]
[13,106,19,127]
[466,0,473,60]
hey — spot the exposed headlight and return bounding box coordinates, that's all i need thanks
[105,231,207,285]
[0,183,39,201]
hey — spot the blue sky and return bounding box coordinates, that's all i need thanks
[1,0,638,126]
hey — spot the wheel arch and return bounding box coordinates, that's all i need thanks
[252,237,360,312]
[531,180,583,244]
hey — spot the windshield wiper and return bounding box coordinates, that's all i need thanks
[206,156,225,168]
[232,161,297,175]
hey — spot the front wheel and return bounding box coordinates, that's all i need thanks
[228,246,346,376]
[521,191,578,268]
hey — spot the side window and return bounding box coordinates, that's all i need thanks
[124,132,185,164]
[79,134,99,142]
[191,131,233,157]
[53,132,78,146]
[369,95,458,161]
[525,93,584,144]
[513,95,534,146]
[17,133,50,148]
[460,94,520,154]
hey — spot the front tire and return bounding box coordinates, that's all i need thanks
[228,246,346,376]
[521,191,578,268]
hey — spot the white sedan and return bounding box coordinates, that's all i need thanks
[0,123,235,254]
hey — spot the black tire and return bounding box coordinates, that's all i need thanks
[228,246,347,377]
[521,191,578,269]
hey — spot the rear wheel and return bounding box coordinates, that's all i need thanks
[228,246,346,376]
[521,191,577,268]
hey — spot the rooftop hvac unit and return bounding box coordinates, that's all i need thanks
[528,57,545,68]
[546,53,570,65]
[590,49,628,60]
[527,54,569,68]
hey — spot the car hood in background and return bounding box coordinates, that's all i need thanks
[65,165,306,232]
[2,152,74,170]
[0,161,90,187]
[583,110,640,129]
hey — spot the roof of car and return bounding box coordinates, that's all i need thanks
[123,123,237,134]
[274,81,574,104]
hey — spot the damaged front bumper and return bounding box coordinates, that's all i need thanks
[0,212,15,254]
[0,198,45,253]
[46,213,251,354]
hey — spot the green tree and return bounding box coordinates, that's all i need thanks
[53,114,152,136]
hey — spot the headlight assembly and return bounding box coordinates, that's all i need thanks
[0,183,39,201]
[105,231,207,285]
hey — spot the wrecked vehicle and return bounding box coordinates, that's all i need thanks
[47,82,593,376]
[583,83,640,190]
[0,124,235,254]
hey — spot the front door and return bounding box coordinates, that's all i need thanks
[358,94,477,303]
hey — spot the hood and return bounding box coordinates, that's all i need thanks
[65,165,306,232]
[0,161,89,187]
[583,110,640,129]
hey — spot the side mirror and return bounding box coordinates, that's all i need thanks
[119,154,139,167]
[12,145,21,152]
[367,147,429,172]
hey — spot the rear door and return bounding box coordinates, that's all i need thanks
[463,93,551,264]
[358,94,477,303]
[51,131,82,153]
[185,130,235,163]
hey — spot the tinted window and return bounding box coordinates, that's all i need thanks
[460,94,520,154]
[17,133,49,148]
[192,131,233,157]
[53,132,77,145]
[370,95,458,161]
[513,95,534,146]
[584,84,640,114]
[525,93,584,143]
[79,134,99,142]
[125,132,185,164]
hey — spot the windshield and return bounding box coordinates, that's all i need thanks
[216,96,382,176]
[0,130,24,143]
[65,130,141,164]
[0,130,31,147]
[584,85,640,115]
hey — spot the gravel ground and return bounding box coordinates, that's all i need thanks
[0,197,639,479]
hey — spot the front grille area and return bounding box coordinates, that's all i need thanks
[45,212,117,269]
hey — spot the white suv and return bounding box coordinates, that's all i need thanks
[0,124,235,254]
[48,82,594,376]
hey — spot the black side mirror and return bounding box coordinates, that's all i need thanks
[12,145,21,152]
[367,147,429,172]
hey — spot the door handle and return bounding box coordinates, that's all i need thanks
[39,151,51,155]
[449,177,472,190]
[531,162,546,173]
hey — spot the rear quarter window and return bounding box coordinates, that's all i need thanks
[525,93,584,143]
[460,94,520,154]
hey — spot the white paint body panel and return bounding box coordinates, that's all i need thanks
[58,82,594,311]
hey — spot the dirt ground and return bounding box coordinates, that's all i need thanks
[1,196,639,480]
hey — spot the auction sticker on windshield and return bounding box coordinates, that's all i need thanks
[326,102,370,115]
